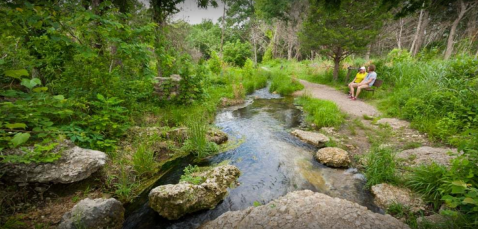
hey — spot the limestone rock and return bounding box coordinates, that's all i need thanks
[397,146,458,167]
[291,129,329,147]
[1,141,107,184]
[207,129,228,145]
[316,147,351,168]
[376,118,410,130]
[58,198,124,229]
[149,165,241,220]
[371,183,425,212]
[200,190,409,229]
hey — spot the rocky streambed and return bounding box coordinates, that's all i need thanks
[123,87,383,228]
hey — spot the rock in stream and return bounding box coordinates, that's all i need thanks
[148,165,241,220]
[200,190,409,229]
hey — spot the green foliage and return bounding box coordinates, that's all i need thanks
[262,45,273,63]
[0,142,62,164]
[364,146,398,188]
[132,140,157,177]
[295,95,345,128]
[180,165,206,185]
[223,40,252,67]
[406,163,447,208]
[208,51,222,75]
[182,120,218,159]
[387,49,412,63]
[269,70,304,95]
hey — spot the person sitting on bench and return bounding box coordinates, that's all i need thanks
[348,64,377,100]
[348,66,367,91]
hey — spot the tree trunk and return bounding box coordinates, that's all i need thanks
[410,6,424,53]
[413,10,429,56]
[220,2,226,57]
[445,0,473,59]
[365,44,371,61]
[333,57,340,81]
[397,18,404,49]
[272,23,279,58]
[253,31,257,65]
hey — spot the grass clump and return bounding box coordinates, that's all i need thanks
[182,119,219,159]
[296,95,345,128]
[406,163,447,208]
[364,146,399,188]
[269,70,304,95]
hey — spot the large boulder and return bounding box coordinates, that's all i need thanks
[149,165,241,220]
[207,128,228,145]
[291,129,329,147]
[200,190,409,229]
[397,146,458,167]
[316,147,351,168]
[371,183,425,212]
[0,141,107,184]
[58,198,125,229]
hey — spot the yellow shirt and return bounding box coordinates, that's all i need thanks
[354,72,367,83]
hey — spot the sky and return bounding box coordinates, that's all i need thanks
[139,0,225,25]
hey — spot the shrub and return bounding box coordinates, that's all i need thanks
[295,95,345,128]
[208,51,222,75]
[223,40,252,67]
[387,48,412,63]
[182,119,218,159]
[180,165,205,185]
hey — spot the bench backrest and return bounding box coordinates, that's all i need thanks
[373,79,383,87]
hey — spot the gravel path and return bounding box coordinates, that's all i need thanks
[293,80,381,117]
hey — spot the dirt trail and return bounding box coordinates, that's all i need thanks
[293,80,381,117]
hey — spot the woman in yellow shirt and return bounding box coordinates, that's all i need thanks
[348,66,367,97]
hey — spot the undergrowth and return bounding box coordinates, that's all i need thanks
[295,94,345,128]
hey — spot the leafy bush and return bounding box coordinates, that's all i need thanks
[295,95,345,128]
[223,40,252,67]
[364,146,398,188]
[208,51,222,75]
[387,48,412,63]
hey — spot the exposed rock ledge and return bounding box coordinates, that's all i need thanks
[0,140,107,184]
[291,129,329,147]
[200,190,409,229]
[149,165,241,220]
[371,183,425,213]
[397,146,458,167]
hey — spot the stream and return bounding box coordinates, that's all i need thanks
[123,86,378,229]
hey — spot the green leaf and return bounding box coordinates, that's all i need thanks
[32,87,48,92]
[253,201,261,207]
[463,197,476,205]
[0,59,5,65]
[452,186,466,194]
[21,78,42,89]
[54,95,65,100]
[4,69,29,79]
[97,93,105,101]
[5,123,27,129]
[11,133,30,147]
[451,180,467,188]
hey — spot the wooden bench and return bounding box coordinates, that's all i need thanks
[364,79,383,95]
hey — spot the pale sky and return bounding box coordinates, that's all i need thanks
[139,0,225,25]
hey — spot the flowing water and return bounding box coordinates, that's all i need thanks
[123,86,378,229]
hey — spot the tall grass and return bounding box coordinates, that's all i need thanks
[269,70,304,95]
[405,163,447,208]
[182,119,218,159]
[295,95,345,128]
[364,146,399,188]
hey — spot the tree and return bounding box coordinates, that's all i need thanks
[300,0,387,81]
[444,0,478,59]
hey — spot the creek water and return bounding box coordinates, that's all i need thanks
[123,86,378,229]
